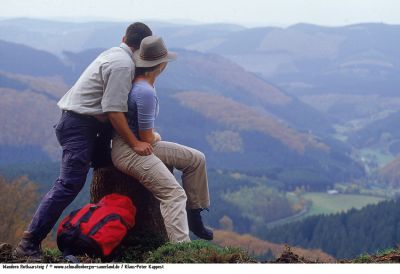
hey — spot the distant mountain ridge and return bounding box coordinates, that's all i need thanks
[2,19,398,121]
[0,39,70,78]
[0,18,245,55]
[1,19,398,82]
[2,19,398,124]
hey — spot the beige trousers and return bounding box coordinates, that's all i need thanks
[111,135,210,243]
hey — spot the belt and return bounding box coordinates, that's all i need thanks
[62,110,108,123]
[62,110,96,120]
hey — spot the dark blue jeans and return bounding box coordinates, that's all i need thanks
[27,111,112,242]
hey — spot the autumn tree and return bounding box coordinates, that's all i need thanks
[219,215,234,231]
[0,176,39,245]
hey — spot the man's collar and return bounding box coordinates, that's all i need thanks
[119,43,134,61]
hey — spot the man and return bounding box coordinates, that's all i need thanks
[13,22,153,259]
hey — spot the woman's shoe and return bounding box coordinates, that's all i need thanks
[187,208,213,240]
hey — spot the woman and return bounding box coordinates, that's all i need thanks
[111,36,213,243]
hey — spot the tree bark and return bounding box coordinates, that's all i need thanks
[90,166,168,247]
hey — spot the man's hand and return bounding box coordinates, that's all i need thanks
[107,112,153,156]
[133,141,153,156]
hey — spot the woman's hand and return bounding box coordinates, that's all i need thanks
[154,132,162,143]
[139,129,161,145]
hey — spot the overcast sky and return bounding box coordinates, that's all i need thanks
[1,0,399,27]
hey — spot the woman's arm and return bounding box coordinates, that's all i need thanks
[135,84,160,145]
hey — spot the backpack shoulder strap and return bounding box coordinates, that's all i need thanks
[63,205,100,228]
[87,214,130,236]
[62,208,80,228]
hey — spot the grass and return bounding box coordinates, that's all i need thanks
[43,248,62,258]
[145,240,256,263]
[302,193,385,217]
[347,248,399,263]
[5,241,400,264]
[375,248,397,257]
[351,253,371,263]
[119,231,167,263]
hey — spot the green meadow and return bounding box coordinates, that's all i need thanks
[302,192,386,217]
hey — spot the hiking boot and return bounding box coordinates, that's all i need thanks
[13,232,43,260]
[187,208,213,240]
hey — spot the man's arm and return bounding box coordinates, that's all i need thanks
[107,112,153,155]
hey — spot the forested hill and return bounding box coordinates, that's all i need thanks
[260,198,400,259]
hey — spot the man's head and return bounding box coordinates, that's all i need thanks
[123,22,152,51]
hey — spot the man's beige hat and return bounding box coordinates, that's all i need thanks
[133,36,177,67]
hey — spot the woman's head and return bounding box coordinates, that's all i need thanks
[134,62,167,78]
[133,36,176,70]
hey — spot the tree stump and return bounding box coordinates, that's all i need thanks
[90,166,168,260]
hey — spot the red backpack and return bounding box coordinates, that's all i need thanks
[57,193,136,260]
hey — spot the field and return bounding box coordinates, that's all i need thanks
[302,192,386,217]
[267,192,386,228]
[358,148,394,167]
